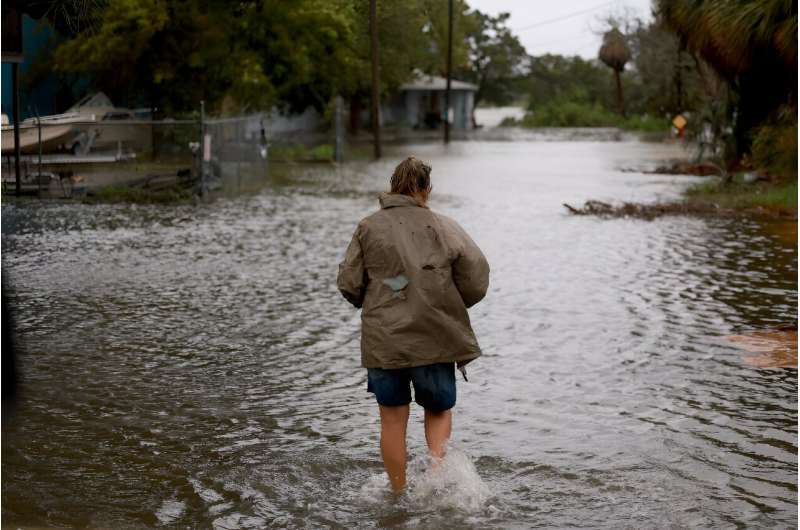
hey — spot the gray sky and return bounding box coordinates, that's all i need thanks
[467,0,654,59]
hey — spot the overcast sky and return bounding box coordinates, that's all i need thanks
[467,0,654,59]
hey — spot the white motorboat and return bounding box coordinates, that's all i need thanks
[1,92,151,155]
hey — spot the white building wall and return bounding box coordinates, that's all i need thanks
[405,91,421,127]
[463,91,474,129]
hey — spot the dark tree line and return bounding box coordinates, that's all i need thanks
[21,0,527,124]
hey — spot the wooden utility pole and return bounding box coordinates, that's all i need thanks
[444,0,453,144]
[369,0,381,159]
[12,63,22,196]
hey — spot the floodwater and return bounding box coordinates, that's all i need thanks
[2,134,797,529]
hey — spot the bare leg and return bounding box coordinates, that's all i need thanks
[424,409,452,459]
[379,404,410,492]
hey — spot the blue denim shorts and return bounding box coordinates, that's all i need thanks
[367,362,456,411]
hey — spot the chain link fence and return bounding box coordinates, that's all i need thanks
[2,107,339,197]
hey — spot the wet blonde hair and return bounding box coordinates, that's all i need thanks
[390,156,432,197]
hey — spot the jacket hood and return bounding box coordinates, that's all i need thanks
[378,192,428,209]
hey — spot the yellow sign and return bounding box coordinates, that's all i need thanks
[672,114,687,130]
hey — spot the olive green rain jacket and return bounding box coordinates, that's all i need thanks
[337,192,490,369]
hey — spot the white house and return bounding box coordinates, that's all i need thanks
[381,73,478,130]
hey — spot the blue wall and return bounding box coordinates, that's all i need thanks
[1,15,58,122]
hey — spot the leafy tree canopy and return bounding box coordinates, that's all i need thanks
[41,0,531,116]
[459,10,527,115]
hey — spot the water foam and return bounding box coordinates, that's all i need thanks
[154,499,186,525]
[359,446,491,513]
[404,448,491,512]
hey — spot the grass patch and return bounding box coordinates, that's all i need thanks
[685,177,797,214]
[269,143,334,162]
[500,101,669,132]
[339,143,373,161]
[565,177,797,220]
[620,114,670,133]
[85,185,195,204]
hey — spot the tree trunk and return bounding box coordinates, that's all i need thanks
[369,0,381,159]
[614,68,625,117]
[444,0,453,143]
[674,43,683,113]
[349,96,361,133]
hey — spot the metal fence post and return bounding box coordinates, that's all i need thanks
[200,100,207,197]
[36,109,42,196]
[28,107,42,197]
[12,62,21,196]
[334,95,343,162]
[260,115,268,177]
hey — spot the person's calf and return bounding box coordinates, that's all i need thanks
[424,408,452,459]
[379,404,410,492]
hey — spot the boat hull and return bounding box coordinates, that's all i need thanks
[1,124,76,155]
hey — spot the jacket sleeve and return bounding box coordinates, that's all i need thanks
[451,222,490,308]
[337,225,368,308]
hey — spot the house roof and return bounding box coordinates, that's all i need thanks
[400,73,478,92]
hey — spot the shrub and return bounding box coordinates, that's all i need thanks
[751,106,798,180]
[505,99,670,132]
[269,143,333,161]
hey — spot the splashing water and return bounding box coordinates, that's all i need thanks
[405,448,492,512]
[154,499,186,525]
[359,446,491,514]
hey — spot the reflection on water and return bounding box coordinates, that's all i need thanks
[725,328,798,368]
[2,138,797,528]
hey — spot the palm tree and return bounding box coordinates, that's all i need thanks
[598,28,631,117]
[23,0,104,36]
[657,0,796,78]
[655,0,797,155]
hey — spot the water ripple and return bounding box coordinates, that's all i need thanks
[2,140,796,528]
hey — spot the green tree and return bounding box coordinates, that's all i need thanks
[344,0,429,130]
[420,0,471,77]
[459,10,527,127]
[234,0,357,113]
[598,28,631,116]
[628,19,703,117]
[656,0,797,156]
[524,54,613,111]
[51,0,360,115]
[52,0,234,114]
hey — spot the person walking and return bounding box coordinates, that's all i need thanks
[337,156,490,493]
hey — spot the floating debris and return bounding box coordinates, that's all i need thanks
[650,162,722,176]
[563,200,700,220]
[562,200,795,220]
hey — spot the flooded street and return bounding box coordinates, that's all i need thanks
[2,137,797,528]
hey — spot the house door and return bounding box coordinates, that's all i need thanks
[422,91,441,129]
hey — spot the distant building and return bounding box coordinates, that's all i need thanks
[2,14,59,121]
[382,72,477,130]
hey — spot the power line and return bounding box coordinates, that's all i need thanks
[525,33,599,51]
[514,1,616,32]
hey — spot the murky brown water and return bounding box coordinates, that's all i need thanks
[2,136,797,529]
